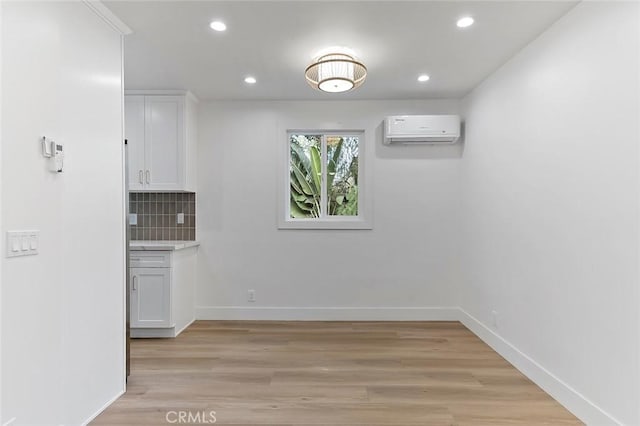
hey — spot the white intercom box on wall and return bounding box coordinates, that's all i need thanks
[42,136,64,173]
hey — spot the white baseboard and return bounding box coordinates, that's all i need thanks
[457,308,620,426]
[176,317,196,336]
[81,388,125,426]
[195,306,460,321]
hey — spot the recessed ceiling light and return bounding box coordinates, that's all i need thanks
[209,21,227,32]
[457,16,474,28]
[417,74,430,82]
[244,76,257,84]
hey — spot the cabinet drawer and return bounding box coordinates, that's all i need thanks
[130,251,171,268]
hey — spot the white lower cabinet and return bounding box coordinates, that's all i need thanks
[130,247,197,338]
[130,267,171,328]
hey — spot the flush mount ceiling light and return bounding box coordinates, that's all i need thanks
[417,74,430,82]
[244,76,257,84]
[305,52,367,93]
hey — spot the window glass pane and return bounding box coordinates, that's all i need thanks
[290,134,322,218]
[327,136,358,216]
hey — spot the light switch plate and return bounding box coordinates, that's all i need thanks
[177,213,185,224]
[129,213,138,226]
[7,230,39,258]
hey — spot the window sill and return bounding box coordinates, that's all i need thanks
[278,217,372,230]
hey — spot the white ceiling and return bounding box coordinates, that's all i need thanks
[105,1,577,101]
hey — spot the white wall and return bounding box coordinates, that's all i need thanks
[0,2,3,422]
[1,2,125,425]
[196,100,463,320]
[460,2,639,424]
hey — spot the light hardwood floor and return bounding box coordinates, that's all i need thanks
[93,321,582,425]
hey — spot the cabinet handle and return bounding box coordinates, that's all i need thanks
[145,170,150,184]
[132,276,137,291]
[138,170,143,184]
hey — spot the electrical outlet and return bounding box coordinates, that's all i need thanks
[247,289,256,302]
[491,310,499,329]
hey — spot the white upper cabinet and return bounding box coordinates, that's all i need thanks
[145,96,184,189]
[125,95,146,190]
[125,91,198,191]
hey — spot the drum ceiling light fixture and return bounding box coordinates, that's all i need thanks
[305,51,367,93]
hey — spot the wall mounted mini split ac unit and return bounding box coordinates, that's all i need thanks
[383,115,461,144]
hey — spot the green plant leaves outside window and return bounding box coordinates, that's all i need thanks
[290,134,358,219]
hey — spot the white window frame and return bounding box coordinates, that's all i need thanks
[278,125,373,230]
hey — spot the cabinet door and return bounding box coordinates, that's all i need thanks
[124,96,146,191]
[144,96,184,190]
[130,267,172,328]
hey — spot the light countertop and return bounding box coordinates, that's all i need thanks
[130,240,200,251]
